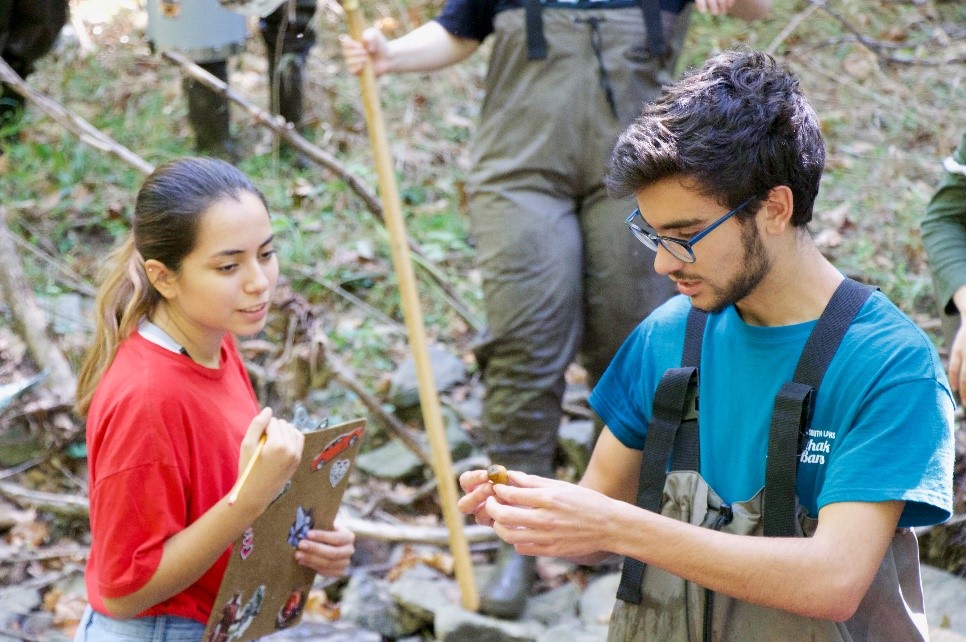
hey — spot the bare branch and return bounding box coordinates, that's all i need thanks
[0,58,154,175]
[0,481,89,519]
[338,510,497,545]
[0,208,77,406]
[809,0,966,66]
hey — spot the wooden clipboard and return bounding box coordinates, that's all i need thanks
[203,417,366,642]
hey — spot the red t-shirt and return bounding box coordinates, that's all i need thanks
[84,332,258,624]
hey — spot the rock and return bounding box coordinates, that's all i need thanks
[355,439,423,481]
[521,582,580,625]
[389,345,467,411]
[444,408,480,460]
[391,563,461,622]
[0,422,44,467]
[261,620,382,641]
[922,564,966,635]
[39,293,93,336]
[0,586,42,614]
[454,393,484,424]
[435,607,546,642]
[538,620,608,642]
[579,573,620,627]
[557,419,595,476]
[340,571,425,638]
[355,413,478,480]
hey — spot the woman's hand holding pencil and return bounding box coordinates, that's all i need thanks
[229,407,304,510]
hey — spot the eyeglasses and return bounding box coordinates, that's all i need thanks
[625,196,758,263]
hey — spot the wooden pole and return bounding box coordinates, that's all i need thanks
[341,0,479,611]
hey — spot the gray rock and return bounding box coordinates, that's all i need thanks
[435,607,546,642]
[356,416,478,480]
[391,563,460,622]
[355,439,423,481]
[390,345,467,410]
[0,586,42,613]
[21,612,62,639]
[579,573,620,627]
[538,620,609,642]
[39,293,93,335]
[443,409,478,460]
[922,564,966,635]
[521,582,580,625]
[261,620,382,641]
[454,393,484,424]
[558,420,595,476]
[340,571,425,638]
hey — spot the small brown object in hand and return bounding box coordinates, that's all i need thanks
[487,464,509,485]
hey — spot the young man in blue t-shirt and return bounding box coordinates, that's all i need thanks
[459,50,954,640]
[342,0,771,617]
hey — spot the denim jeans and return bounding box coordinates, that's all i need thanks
[74,605,206,642]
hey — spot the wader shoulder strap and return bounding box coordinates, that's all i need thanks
[616,306,706,603]
[639,0,665,57]
[524,0,548,60]
[763,278,875,537]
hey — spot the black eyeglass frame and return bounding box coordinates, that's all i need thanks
[625,195,759,263]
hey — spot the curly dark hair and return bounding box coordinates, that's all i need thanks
[607,49,825,227]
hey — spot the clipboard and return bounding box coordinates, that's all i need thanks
[203,416,366,642]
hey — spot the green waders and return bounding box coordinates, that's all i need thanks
[609,280,930,641]
[468,5,690,479]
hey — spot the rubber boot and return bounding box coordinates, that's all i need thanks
[268,52,305,127]
[183,59,238,161]
[266,51,309,168]
[0,86,25,153]
[479,542,537,619]
[262,0,315,168]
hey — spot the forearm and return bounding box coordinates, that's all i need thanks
[604,500,900,621]
[382,21,478,73]
[102,495,262,619]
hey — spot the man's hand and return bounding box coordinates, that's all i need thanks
[458,468,500,527]
[484,473,618,559]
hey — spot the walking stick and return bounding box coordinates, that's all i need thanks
[341,0,479,611]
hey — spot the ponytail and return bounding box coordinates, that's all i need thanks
[75,236,160,416]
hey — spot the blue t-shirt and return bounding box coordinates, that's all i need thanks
[589,293,955,528]
[435,0,689,42]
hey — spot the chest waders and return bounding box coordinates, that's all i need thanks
[609,279,931,642]
[521,0,678,118]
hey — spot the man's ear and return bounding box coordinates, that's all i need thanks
[761,185,794,235]
[144,259,177,300]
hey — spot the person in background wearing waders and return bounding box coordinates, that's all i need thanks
[145,0,317,161]
[341,0,770,619]
[922,131,966,398]
[0,0,70,154]
[458,50,955,641]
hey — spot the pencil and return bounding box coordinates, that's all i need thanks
[228,433,267,506]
